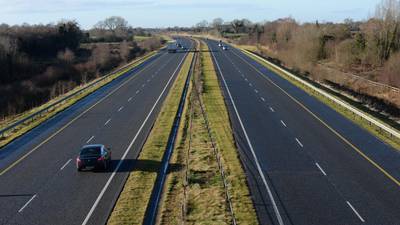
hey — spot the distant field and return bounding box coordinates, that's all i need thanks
[134,35,152,41]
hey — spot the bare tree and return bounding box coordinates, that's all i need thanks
[94,16,129,39]
[195,20,209,32]
[212,18,224,31]
[373,0,400,63]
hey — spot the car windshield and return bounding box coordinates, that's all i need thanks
[80,147,101,156]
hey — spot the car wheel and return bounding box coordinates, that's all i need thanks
[77,167,82,172]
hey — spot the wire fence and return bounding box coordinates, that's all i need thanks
[188,50,237,225]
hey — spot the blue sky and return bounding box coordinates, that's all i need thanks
[0,0,382,29]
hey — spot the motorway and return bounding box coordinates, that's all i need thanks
[206,39,400,225]
[0,38,192,225]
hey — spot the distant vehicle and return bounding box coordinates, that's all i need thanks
[168,44,177,53]
[168,48,177,53]
[76,144,111,171]
[222,46,228,50]
[218,43,222,47]
[177,43,182,48]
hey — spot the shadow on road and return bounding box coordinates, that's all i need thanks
[89,159,183,174]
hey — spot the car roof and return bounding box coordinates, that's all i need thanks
[82,144,104,149]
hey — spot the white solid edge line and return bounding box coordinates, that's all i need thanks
[81,47,188,225]
[209,42,285,225]
[346,201,365,223]
[0,52,168,177]
[60,159,72,170]
[86,136,94,143]
[280,120,287,127]
[315,162,327,176]
[295,138,303,148]
[18,194,37,213]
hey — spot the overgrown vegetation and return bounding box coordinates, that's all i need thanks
[107,51,194,225]
[0,17,164,119]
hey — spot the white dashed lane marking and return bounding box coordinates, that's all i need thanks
[104,118,111,126]
[295,138,303,148]
[86,136,95,143]
[315,162,327,176]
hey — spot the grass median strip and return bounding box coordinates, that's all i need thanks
[199,41,258,224]
[107,51,194,225]
[240,49,400,150]
[157,39,258,224]
[158,50,230,224]
[0,50,158,149]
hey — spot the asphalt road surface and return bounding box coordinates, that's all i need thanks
[206,39,400,225]
[0,38,192,225]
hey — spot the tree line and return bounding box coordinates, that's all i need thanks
[0,17,163,118]
[191,0,400,89]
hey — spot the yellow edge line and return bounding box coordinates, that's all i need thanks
[0,52,164,176]
[234,49,400,187]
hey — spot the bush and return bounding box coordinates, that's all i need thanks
[381,52,400,87]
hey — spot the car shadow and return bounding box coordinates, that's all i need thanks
[0,194,34,198]
[91,159,183,174]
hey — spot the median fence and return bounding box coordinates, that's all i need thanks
[188,60,237,225]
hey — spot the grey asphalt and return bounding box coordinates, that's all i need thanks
[206,39,400,225]
[0,38,192,225]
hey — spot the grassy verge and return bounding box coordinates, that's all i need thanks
[107,51,194,225]
[241,49,400,150]
[0,50,158,149]
[158,46,230,224]
[200,41,258,224]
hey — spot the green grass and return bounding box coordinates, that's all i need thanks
[0,51,158,149]
[107,51,194,225]
[199,41,258,224]
[241,49,400,151]
[158,43,231,224]
[133,35,152,41]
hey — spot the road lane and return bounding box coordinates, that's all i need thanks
[207,39,400,225]
[0,38,193,225]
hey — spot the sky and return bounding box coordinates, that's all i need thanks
[0,0,382,29]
